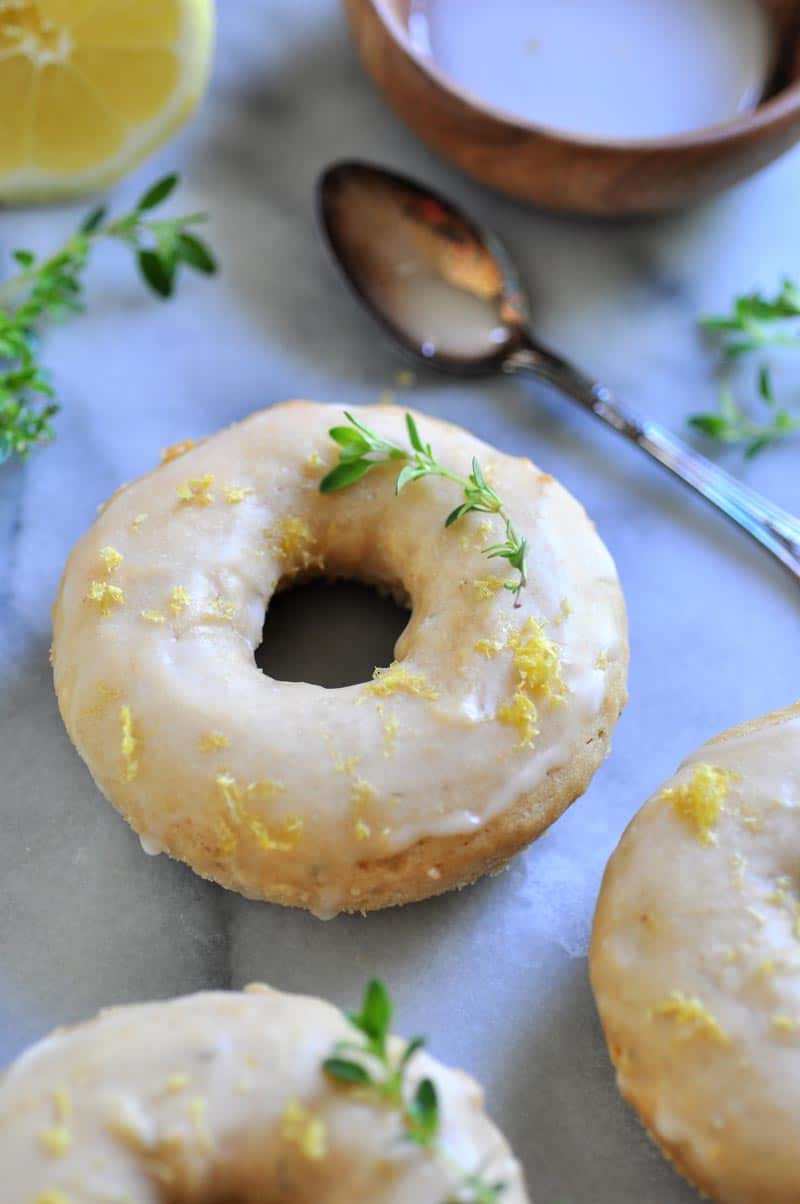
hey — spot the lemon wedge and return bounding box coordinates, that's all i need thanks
[0,0,213,203]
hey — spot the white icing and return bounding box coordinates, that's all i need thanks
[409,0,773,140]
[139,834,165,856]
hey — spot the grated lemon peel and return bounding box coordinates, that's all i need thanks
[662,763,734,846]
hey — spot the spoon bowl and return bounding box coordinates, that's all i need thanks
[318,159,800,583]
[318,161,527,375]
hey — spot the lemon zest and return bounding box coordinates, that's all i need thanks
[497,691,539,748]
[268,515,322,569]
[176,474,215,506]
[350,777,378,841]
[246,778,287,802]
[214,816,239,859]
[214,772,296,855]
[552,598,572,626]
[188,1097,212,1150]
[662,763,734,846]
[80,681,120,719]
[475,638,503,658]
[507,617,567,704]
[85,580,125,616]
[325,736,361,775]
[38,1125,71,1156]
[165,1073,191,1093]
[376,704,399,757]
[99,545,123,572]
[495,618,567,748]
[651,992,730,1045]
[224,485,253,504]
[363,662,439,701]
[120,705,139,782]
[281,1098,327,1161]
[460,517,494,552]
[200,732,229,752]
[38,1086,73,1157]
[170,586,190,615]
[208,595,237,621]
[471,575,508,600]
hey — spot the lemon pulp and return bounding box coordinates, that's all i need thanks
[0,0,213,200]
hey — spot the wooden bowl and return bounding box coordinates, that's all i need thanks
[343,0,800,216]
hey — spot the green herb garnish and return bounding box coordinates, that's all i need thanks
[323,979,505,1204]
[323,979,439,1149]
[690,280,800,457]
[700,279,800,358]
[320,412,528,604]
[0,172,216,464]
[689,366,799,459]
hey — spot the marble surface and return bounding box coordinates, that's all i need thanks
[1,3,798,1200]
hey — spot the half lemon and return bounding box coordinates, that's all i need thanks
[0,0,214,203]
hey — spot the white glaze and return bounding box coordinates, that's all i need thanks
[385,272,508,360]
[409,0,773,139]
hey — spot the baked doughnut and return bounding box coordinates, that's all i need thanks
[590,702,800,1204]
[0,983,530,1201]
[52,401,627,917]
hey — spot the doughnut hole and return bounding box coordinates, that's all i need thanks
[255,578,411,688]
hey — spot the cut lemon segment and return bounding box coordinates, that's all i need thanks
[0,0,213,202]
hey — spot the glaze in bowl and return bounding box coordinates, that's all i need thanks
[344,0,800,215]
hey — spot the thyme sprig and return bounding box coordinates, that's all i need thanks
[689,366,799,459]
[323,980,505,1204]
[690,280,800,457]
[0,173,216,464]
[320,412,528,604]
[700,279,800,358]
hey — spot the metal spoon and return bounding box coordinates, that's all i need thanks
[317,160,800,585]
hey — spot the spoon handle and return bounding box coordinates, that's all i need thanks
[506,345,800,584]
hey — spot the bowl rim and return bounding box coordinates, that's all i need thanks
[367,0,800,151]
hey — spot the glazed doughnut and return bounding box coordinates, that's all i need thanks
[0,984,530,1201]
[590,702,800,1204]
[52,401,627,917]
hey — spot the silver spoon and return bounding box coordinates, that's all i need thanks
[317,160,800,586]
